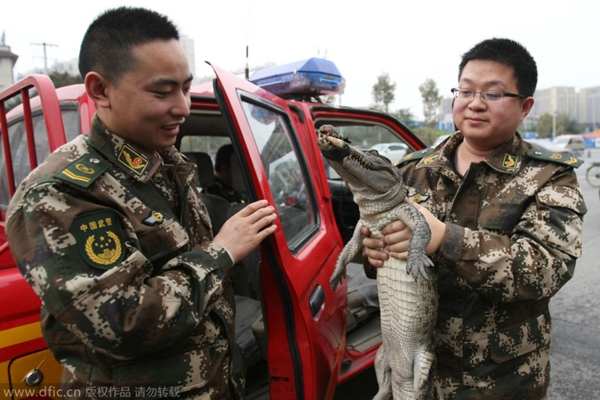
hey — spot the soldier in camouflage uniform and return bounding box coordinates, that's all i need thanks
[6,7,277,400]
[363,38,587,399]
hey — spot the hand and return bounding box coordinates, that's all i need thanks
[213,200,277,263]
[362,220,412,267]
[405,197,445,256]
[362,198,446,267]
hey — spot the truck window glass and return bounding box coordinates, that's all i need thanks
[318,122,408,180]
[241,101,316,247]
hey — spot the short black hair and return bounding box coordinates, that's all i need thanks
[79,6,180,83]
[215,144,235,172]
[458,38,538,97]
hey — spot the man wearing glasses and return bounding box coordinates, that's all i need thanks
[363,38,586,399]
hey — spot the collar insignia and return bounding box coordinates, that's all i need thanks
[421,153,440,165]
[118,145,149,175]
[142,211,165,226]
[502,154,517,170]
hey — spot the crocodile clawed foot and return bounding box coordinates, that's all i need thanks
[329,268,347,291]
[406,255,434,282]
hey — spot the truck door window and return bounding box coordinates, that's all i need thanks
[241,101,316,248]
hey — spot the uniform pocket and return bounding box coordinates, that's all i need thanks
[489,313,551,363]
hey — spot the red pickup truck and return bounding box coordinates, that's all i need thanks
[0,58,424,400]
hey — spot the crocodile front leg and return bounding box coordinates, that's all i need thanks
[330,223,364,291]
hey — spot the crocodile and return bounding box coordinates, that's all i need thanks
[317,125,437,400]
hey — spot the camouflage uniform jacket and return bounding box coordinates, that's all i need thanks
[396,132,586,400]
[6,116,245,400]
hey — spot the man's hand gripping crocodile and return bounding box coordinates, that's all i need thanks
[317,125,437,400]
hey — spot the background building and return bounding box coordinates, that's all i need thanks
[180,35,197,84]
[0,32,19,91]
[579,86,600,132]
[437,97,454,131]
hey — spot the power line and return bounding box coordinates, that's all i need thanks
[31,42,58,74]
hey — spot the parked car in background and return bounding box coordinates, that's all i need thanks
[370,142,408,163]
[552,134,585,156]
[526,138,576,156]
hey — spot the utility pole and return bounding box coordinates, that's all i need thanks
[552,109,556,140]
[31,42,58,75]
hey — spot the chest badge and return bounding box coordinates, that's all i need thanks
[409,193,430,204]
[142,210,165,226]
[72,210,125,270]
[118,144,149,175]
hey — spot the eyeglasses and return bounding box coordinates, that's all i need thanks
[451,88,526,102]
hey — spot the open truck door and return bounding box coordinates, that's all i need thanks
[210,63,348,400]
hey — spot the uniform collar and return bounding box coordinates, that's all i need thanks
[417,131,524,174]
[481,132,524,174]
[88,115,177,182]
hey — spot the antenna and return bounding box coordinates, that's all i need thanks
[245,46,249,80]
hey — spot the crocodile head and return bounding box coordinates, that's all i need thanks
[317,124,404,197]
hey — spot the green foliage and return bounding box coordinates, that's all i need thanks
[48,71,83,88]
[412,126,445,146]
[536,113,583,138]
[4,94,22,112]
[419,78,441,128]
[391,108,414,125]
[372,72,396,113]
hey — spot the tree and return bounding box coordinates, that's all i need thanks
[48,70,83,88]
[391,108,414,126]
[419,78,441,128]
[536,113,583,138]
[372,73,396,113]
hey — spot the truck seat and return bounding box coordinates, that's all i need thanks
[184,152,230,235]
[183,152,215,191]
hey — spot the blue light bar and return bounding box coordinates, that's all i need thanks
[249,58,345,97]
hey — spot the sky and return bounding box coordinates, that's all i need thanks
[2,0,599,119]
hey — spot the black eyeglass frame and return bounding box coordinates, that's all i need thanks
[451,88,527,101]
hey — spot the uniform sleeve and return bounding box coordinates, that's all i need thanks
[435,168,586,302]
[6,182,232,360]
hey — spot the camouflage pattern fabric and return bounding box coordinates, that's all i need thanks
[395,132,587,400]
[6,115,245,399]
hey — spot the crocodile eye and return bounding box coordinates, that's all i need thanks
[370,150,379,156]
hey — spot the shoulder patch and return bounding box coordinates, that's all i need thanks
[395,148,435,167]
[54,155,108,188]
[526,149,584,168]
[71,210,125,270]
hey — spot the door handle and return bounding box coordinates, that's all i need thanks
[309,285,325,317]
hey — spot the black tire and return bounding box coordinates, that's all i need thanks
[586,163,600,188]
